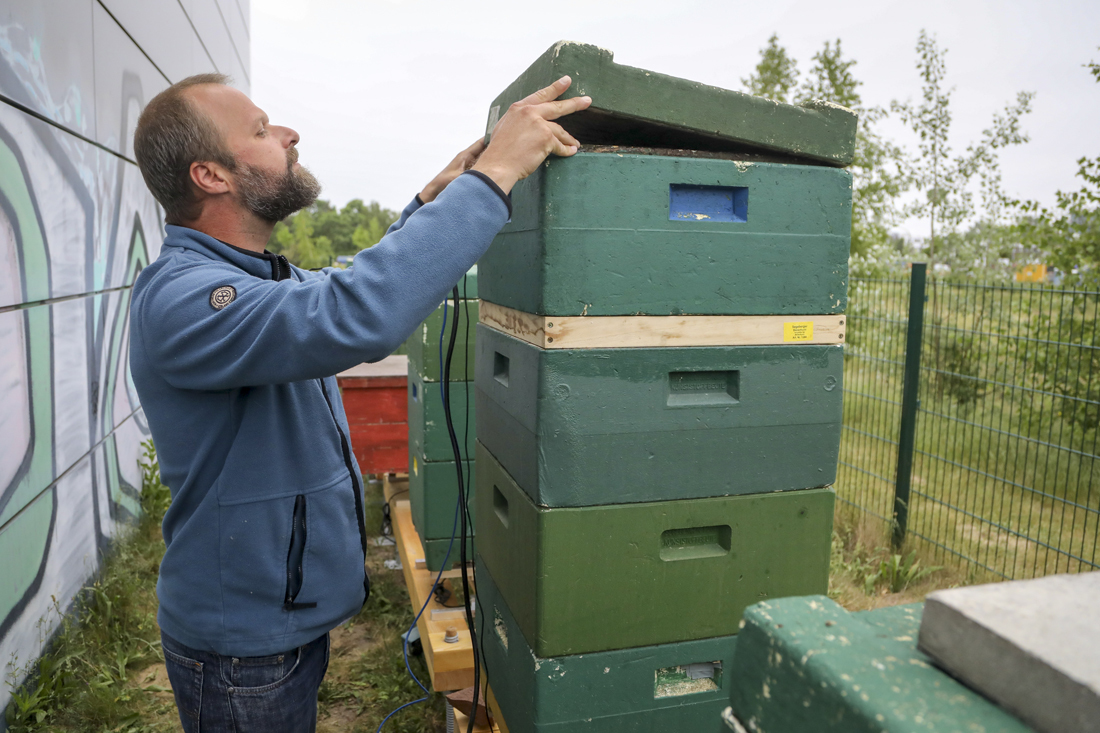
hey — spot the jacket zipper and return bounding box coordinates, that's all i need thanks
[284,494,316,610]
[318,377,371,605]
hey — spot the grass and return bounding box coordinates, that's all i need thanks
[828,505,964,612]
[4,441,176,732]
[3,447,446,733]
[839,278,1100,582]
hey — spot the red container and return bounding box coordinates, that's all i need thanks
[337,355,409,475]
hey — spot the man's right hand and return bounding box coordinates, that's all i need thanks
[471,76,592,194]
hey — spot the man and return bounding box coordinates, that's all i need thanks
[129,72,590,731]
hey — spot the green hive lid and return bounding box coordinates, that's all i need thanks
[486,41,858,167]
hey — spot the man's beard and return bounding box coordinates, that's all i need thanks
[235,152,321,223]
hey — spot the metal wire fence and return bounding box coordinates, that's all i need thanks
[837,268,1100,580]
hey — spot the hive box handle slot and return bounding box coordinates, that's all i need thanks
[654,661,723,698]
[493,485,509,528]
[494,352,510,387]
[667,370,739,407]
[660,525,732,561]
[669,184,747,223]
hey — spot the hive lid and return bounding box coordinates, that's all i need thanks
[486,41,858,167]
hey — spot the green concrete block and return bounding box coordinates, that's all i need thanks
[407,370,476,462]
[476,442,834,657]
[728,596,1031,733]
[479,153,850,316]
[408,445,475,566]
[477,556,736,733]
[476,325,843,507]
[488,41,857,166]
[406,299,478,382]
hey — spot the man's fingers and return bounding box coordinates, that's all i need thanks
[550,137,580,158]
[461,138,488,165]
[518,75,573,106]
[536,95,593,121]
[548,121,580,150]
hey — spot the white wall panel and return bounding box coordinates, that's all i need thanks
[92,2,169,157]
[0,0,96,140]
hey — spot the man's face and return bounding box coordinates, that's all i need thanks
[187,84,321,222]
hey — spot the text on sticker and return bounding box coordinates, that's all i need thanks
[784,321,814,342]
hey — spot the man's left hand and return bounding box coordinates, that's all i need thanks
[419,139,487,203]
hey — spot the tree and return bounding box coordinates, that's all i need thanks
[795,39,907,257]
[892,30,1033,270]
[351,217,387,251]
[1016,52,1100,285]
[271,209,334,269]
[268,198,399,267]
[743,33,800,103]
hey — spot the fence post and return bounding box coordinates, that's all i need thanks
[893,263,927,549]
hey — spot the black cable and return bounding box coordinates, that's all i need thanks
[442,284,480,733]
[380,488,410,538]
[460,274,491,700]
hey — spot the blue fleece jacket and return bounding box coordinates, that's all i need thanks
[129,172,510,656]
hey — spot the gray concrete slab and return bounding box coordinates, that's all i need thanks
[919,572,1100,733]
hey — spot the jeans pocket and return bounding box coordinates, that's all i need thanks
[230,647,301,691]
[228,634,327,732]
[163,648,204,732]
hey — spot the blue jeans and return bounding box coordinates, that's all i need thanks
[161,631,329,732]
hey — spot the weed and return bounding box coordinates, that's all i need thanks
[829,510,954,610]
[4,441,171,732]
[7,461,454,732]
[866,552,944,594]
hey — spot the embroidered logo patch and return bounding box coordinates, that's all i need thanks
[210,285,236,310]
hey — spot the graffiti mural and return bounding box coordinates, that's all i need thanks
[0,0,249,719]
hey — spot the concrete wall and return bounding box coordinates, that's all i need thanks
[0,0,249,715]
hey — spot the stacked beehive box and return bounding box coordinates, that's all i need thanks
[406,267,478,571]
[473,43,857,732]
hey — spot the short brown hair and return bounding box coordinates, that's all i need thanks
[134,73,237,224]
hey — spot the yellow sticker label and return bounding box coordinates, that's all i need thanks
[784,321,814,342]
[412,456,418,476]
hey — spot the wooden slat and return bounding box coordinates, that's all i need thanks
[485,682,510,733]
[480,300,846,349]
[391,494,478,691]
[382,474,409,505]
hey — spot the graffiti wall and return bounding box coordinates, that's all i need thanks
[0,0,249,717]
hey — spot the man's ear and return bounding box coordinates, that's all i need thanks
[190,161,231,196]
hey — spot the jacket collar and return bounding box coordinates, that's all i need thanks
[163,224,294,281]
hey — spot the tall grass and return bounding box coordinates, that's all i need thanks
[4,441,172,732]
[838,277,1100,581]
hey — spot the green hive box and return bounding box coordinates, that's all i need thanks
[407,369,476,461]
[478,153,851,317]
[487,41,857,166]
[408,440,475,571]
[476,325,843,508]
[728,597,1031,732]
[406,299,478,382]
[475,442,833,657]
[477,557,736,733]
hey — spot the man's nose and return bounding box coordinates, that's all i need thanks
[275,125,299,148]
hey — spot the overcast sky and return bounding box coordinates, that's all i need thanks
[250,0,1099,236]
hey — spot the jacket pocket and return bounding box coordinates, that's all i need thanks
[284,495,316,610]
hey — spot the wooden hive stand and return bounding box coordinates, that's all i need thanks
[383,474,480,693]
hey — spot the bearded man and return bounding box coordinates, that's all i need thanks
[129,72,589,732]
